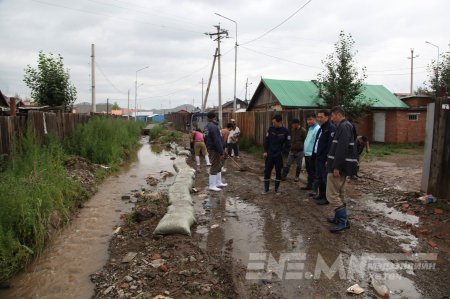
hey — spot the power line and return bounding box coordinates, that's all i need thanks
[31,0,205,35]
[241,0,314,46]
[95,62,126,94]
[240,45,321,69]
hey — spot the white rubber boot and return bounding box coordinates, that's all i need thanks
[208,175,222,191]
[195,156,201,166]
[205,154,211,166]
[216,172,228,187]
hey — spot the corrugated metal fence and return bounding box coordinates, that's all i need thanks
[0,111,90,155]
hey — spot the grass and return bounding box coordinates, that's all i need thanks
[0,117,143,280]
[364,143,423,159]
[149,125,182,143]
[238,136,264,156]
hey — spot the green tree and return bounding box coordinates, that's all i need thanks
[317,31,371,121]
[424,47,450,96]
[112,101,121,110]
[24,51,77,109]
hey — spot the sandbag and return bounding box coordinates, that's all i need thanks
[153,210,195,236]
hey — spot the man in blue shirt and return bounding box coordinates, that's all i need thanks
[262,115,291,195]
[301,112,320,192]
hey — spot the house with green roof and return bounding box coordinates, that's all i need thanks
[247,78,431,143]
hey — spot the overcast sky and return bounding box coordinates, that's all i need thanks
[0,0,448,110]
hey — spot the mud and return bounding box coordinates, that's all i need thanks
[3,133,449,299]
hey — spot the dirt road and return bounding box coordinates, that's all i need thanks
[91,142,449,298]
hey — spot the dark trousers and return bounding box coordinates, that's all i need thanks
[264,155,283,180]
[315,159,327,185]
[227,142,239,157]
[305,155,316,186]
[209,150,221,175]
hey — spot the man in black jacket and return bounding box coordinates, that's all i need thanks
[326,106,358,233]
[262,114,291,195]
[281,118,307,182]
[312,109,336,205]
[204,111,228,192]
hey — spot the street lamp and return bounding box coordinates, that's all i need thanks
[215,13,238,112]
[425,41,440,85]
[135,66,149,121]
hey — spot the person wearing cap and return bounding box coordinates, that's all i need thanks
[228,118,240,158]
[281,118,307,182]
[204,111,228,191]
[262,114,291,195]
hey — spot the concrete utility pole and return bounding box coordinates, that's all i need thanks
[199,78,206,110]
[408,48,419,95]
[425,41,440,88]
[245,77,253,103]
[91,44,96,113]
[203,48,218,112]
[135,66,149,121]
[207,24,228,127]
[127,89,130,120]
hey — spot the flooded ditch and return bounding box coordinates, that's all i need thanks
[0,137,175,299]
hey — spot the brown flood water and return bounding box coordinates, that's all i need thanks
[0,137,175,299]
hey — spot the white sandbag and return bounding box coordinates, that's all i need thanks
[153,210,196,236]
[168,192,193,205]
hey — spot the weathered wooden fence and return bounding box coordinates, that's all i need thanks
[428,97,450,200]
[0,111,90,155]
[170,109,317,146]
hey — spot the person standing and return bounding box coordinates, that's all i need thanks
[326,106,358,233]
[312,109,336,205]
[228,118,240,158]
[301,113,320,191]
[262,115,291,195]
[191,129,211,167]
[204,112,228,192]
[281,118,307,182]
[220,123,234,172]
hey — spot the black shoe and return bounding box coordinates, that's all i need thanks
[313,193,323,200]
[300,185,312,190]
[315,199,329,205]
[309,192,317,197]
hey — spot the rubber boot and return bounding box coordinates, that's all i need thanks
[309,181,318,196]
[327,203,346,224]
[262,179,270,195]
[216,172,228,187]
[208,175,221,191]
[330,206,350,233]
[205,154,211,166]
[313,183,324,200]
[274,180,281,195]
[195,156,201,166]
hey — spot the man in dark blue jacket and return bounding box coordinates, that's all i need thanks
[262,114,291,195]
[204,111,228,192]
[312,109,336,205]
[326,106,357,233]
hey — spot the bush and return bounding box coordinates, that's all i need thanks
[238,136,263,156]
[64,117,142,166]
[149,126,164,141]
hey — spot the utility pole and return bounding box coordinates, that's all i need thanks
[207,24,228,127]
[91,44,96,113]
[408,48,419,95]
[245,77,253,103]
[203,48,218,111]
[199,78,206,110]
[127,89,130,120]
[106,98,109,115]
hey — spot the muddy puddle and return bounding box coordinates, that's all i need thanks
[0,137,175,299]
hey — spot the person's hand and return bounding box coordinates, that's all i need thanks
[263,152,267,159]
[333,169,340,177]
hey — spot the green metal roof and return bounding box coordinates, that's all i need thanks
[261,78,409,109]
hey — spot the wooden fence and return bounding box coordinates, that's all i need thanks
[428,97,450,200]
[0,111,90,156]
[171,109,317,146]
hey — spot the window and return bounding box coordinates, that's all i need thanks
[408,113,419,121]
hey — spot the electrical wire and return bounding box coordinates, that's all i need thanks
[240,45,321,69]
[241,0,314,46]
[95,62,126,94]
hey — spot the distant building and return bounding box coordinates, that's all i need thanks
[222,98,249,113]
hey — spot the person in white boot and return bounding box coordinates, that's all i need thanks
[191,129,211,167]
[204,111,228,192]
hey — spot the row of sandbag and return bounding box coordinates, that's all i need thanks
[153,148,196,236]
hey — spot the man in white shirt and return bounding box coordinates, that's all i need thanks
[228,118,240,158]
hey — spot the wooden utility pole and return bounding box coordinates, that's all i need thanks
[127,89,130,120]
[203,48,218,111]
[91,44,96,113]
